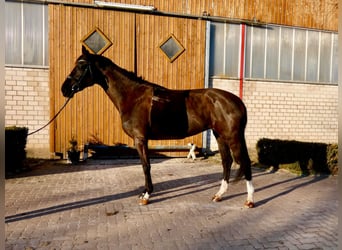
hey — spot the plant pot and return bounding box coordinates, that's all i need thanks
[67,150,80,164]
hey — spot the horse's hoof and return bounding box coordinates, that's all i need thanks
[139,198,149,205]
[212,195,222,202]
[244,200,254,208]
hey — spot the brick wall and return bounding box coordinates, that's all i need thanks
[5,67,50,158]
[210,79,338,159]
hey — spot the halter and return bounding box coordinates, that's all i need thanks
[67,59,93,94]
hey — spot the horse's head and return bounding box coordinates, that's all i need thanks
[61,46,107,98]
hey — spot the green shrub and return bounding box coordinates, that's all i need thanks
[5,126,28,177]
[256,138,333,175]
[326,144,338,175]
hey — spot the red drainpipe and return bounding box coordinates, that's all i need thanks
[239,24,246,99]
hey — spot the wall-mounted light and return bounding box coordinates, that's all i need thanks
[95,1,156,11]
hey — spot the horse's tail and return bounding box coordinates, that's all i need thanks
[232,132,252,182]
[233,154,252,182]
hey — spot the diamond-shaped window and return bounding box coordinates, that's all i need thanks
[81,27,112,55]
[159,34,185,62]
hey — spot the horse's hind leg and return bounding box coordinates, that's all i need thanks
[212,136,233,202]
[229,137,255,208]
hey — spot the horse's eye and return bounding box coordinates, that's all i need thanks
[78,63,88,70]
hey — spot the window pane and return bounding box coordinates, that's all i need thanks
[5,2,22,65]
[265,26,279,79]
[293,29,306,81]
[23,3,44,65]
[247,26,265,79]
[224,24,240,77]
[44,5,49,65]
[209,22,225,76]
[306,30,319,82]
[319,32,332,83]
[332,34,338,83]
[245,26,252,78]
[279,27,293,80]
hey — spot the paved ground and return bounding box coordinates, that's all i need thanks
[5,157,338,250]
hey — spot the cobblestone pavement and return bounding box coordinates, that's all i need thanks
[5,158,338,250]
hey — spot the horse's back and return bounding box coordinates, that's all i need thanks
[189,88,247,119]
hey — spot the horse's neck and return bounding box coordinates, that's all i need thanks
[102,65,142,114]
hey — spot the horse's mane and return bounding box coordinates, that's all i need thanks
[96,54,166,89]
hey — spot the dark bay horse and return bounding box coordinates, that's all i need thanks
[61,46,255,208]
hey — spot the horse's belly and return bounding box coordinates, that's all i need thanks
[148,118,189,139]
[148,88,210,139]
[149,91,190,139]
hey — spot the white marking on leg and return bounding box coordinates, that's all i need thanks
[215,179,228,198]
[246,180,254,202]
[139,192,150,205]
[143,192,150,200]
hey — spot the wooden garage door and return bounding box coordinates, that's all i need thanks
[50,6,205,157]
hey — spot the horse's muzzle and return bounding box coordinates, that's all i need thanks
[61,79,75,98]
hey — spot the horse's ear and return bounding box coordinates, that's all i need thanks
[82,46,90,56]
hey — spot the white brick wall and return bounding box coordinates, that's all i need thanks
[5,67,50,158]
[211,79,338,158]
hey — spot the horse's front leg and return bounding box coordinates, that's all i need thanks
[134,137,153,205]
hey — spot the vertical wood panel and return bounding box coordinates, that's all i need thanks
[136,14,206,156]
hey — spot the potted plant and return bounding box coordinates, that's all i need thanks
[67,136,80,164]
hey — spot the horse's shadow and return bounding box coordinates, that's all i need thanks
[5,172,221,223]
[5,170,329,223]
[148,173,221,204]
[252,174,329,207]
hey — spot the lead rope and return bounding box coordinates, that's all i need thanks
[28,97,72,136]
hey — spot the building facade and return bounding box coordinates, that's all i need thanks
[5,0,338,158]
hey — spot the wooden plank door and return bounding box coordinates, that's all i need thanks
[49,6,135,156]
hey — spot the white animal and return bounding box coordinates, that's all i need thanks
[187,143,197,160]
